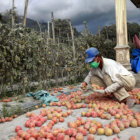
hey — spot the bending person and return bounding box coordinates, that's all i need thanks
[82,47,136,108]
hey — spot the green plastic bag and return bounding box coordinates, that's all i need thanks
[27,90,59,105]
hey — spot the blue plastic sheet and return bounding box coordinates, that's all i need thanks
[27,90,59,105]
[131,48,140,73]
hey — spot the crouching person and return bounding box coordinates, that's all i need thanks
[82,47,136,108]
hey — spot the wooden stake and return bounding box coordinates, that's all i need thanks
[12,0,15,28]
[23,0,29,27]
[36,20,42,32]
[47,21,50,45]
[106,27,109,40]
[57,38,60,47]
[83,21,87,33]
[59,28,61,42]
[51,12,56,45]
[51,12,58,87]
[68,19,75,61]
[98,26,101,38]
[67,33,70,46]
[48,21,50,38]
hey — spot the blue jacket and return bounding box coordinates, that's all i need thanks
[131,48,140,73]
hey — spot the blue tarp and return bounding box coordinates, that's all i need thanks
[131,48,140,73]
[27,90,59,105]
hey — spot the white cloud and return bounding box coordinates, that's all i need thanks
[0,0,118,21]
[0,0,139,32]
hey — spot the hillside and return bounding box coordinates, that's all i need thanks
[16,16,48,32]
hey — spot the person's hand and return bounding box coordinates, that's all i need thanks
[81,82,87,90]
[93,89,105,94]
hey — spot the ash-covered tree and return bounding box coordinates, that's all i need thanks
[127,23,140,42]
[2,9,18,25]
[100,23,140,42]
[101,24,116,41]
[54,19,80,44]
[0,13,2,22]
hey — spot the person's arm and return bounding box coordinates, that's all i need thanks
[93,82,123,94]
[84,71,92,85]
[105,81,123,94]
[81,71,92,90]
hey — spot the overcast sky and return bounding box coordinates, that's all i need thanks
[0,0,140,33]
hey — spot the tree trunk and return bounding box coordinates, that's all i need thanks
[83,21,88,33]
[68,19,76,61]
[48,21,50,38]
[67,33,70,46]
[98,26,101,38]
[23,0,29,27]
[12,0,15,28]
[36,20,42,32]
[51,12,55,45]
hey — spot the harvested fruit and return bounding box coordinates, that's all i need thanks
[129,136,137,140]
[9,87,140,140]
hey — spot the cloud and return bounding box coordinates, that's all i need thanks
[127,0,140,23]
[0,0,139,33]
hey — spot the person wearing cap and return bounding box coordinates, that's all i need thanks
[82,47,136,108]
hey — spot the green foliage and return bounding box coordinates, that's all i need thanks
[0,23,88,96]
[101,25,116,40]
[0,13,2,22]
[101,23,140,43]
[54,19,80,44]
[2,9,18,25]
[2,104,21,117]
[127,23,140,41]
[55,19,70,42]
[0,23,45,84]
[76,32,116,60]
[99,23,140,59]
[2,104,9,117]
